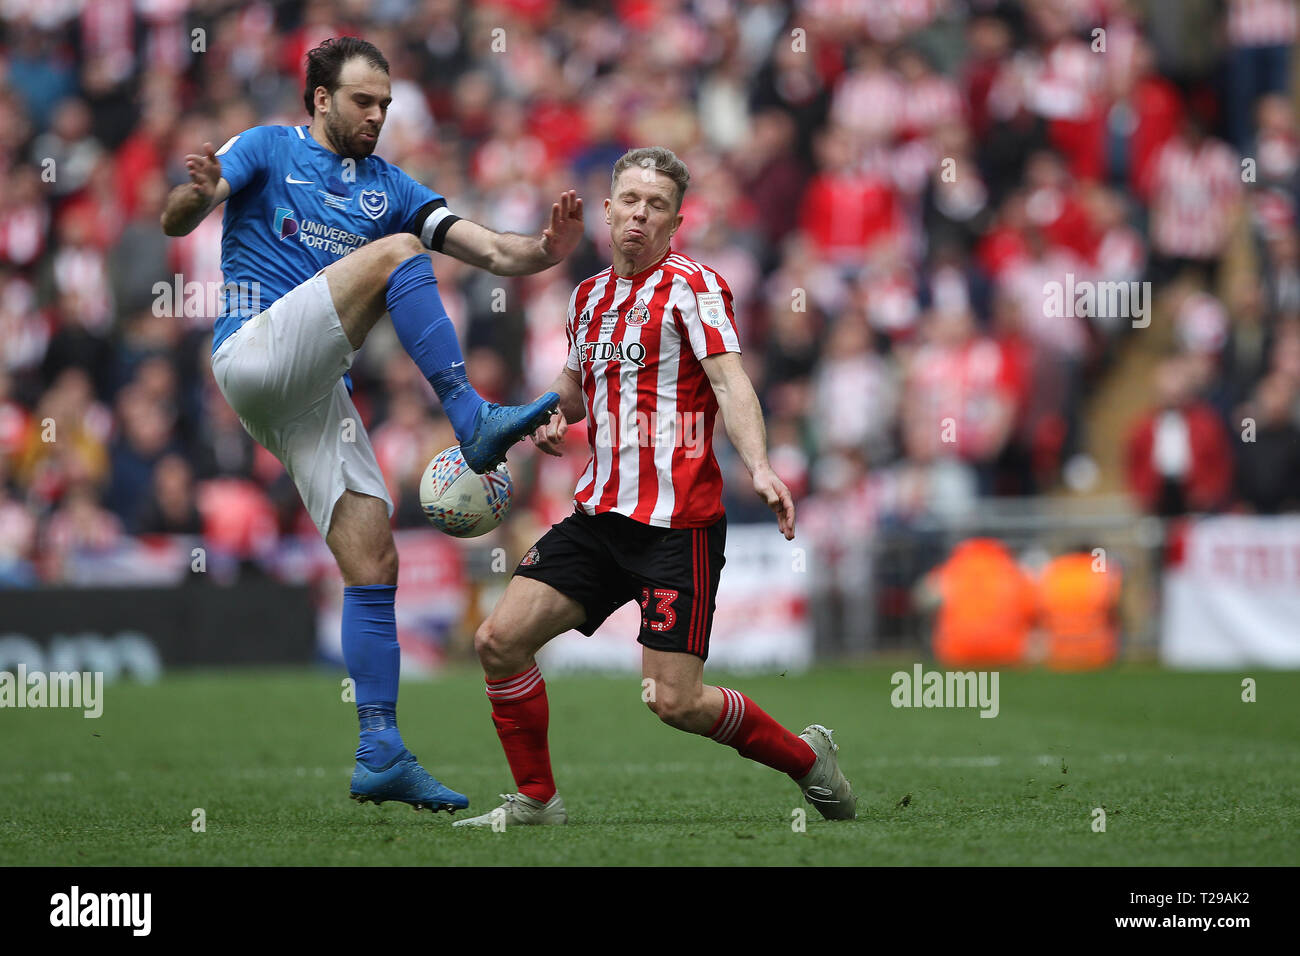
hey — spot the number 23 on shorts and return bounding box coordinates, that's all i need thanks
[639,587,679,632]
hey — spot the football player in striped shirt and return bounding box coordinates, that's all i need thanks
[453,148,856,828]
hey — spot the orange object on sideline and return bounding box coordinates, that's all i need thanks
[932,538,1037,667]
[1038,553,1121,670]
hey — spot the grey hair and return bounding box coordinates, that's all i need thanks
[611,147,690,211]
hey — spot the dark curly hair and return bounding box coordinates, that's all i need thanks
[303,37,389,116]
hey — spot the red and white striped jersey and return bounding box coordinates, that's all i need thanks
[565,246,741,529]
[1150,138,1242,259]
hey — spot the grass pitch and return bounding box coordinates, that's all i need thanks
[1,665,1296,866]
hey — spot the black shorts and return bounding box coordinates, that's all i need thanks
[513,509,727,660]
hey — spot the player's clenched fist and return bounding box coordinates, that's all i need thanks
[184,142,222,201]
[531,411,568,456]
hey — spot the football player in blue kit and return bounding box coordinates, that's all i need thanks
[161,36,585,814]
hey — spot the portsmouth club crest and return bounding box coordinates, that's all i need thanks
[359,189,388,221]
[625,299,651,327]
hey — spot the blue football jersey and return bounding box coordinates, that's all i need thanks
[211,124,445,364]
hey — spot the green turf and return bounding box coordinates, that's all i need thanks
[1,665,1296,865]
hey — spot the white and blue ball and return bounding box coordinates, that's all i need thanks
[418,445,513,538]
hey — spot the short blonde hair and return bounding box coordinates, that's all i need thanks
[611,147,690,211]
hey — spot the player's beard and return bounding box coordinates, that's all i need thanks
[324,104,378,160]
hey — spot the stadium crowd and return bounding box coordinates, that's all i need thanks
[0,0,1297,588]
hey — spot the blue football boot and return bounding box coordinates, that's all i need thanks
[459,391,561,474]
[349,751,469,814]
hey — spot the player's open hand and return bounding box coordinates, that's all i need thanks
[184,142,222,202]
[540,189,584,264]
[531,410,568,457]
[753,465,795,540]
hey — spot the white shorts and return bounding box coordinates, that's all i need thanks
[211,272,393,538]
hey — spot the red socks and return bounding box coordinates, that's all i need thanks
[486,670,816,795]
[485,664,556,802]
[707,688,816,779]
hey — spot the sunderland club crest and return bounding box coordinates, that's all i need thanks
[359,189,389,221]
[625,299,651,327]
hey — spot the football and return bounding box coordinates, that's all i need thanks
[418,445,514,538]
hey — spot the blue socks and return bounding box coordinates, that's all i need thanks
[342,584,406,770]
[386,253,484,440]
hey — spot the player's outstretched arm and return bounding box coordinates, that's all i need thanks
[439,189,583,276]
[161,142,231,236]
[702,351,795,540]
[531,366,585,457]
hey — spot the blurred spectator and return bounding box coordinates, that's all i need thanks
[918,537,1038,667]
[762,293,822,394]
[0,366,29,457]
[372,388,439,513]
[901,306,1017,492]
[922,123,991,256]
[104,383,183,524]
[1225,0,1296,150]
[1263,229,1300,316]
[1250,93,1298,200]
[698,47,751,152]
[1125,355,1235,515]
[38,480,123,580]
[1037,545,1121,671]
[191,379,258,481]
[1215,274,1272,415]
[749,36,830,167]
[1233,372,1300,513]
[1173,288,1231,357]
[44,206,114,336]
[134,452,204,535]
[6,26,77,133]
[13,367,111,509]
[109,169,171,318]
[0,164,50,268]
[986,289,1038,494]
[1106,35,1182,203]
[811,307,898,465]
[30,98,103,200]
[0,454,37,586]
[731,109,808,260]
[799,123,899,268]
[114,95,175,219]
[1147,113,1242,288]
[1087,186,1146,290]
[197,477,278,566]
[1022,0,1106,182]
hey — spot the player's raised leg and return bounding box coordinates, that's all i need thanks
[452,575,584,828]
[320,233,558,473]
[327,489,467,812]
[641,647,856,820]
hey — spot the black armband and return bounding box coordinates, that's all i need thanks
[410,199,461,252]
